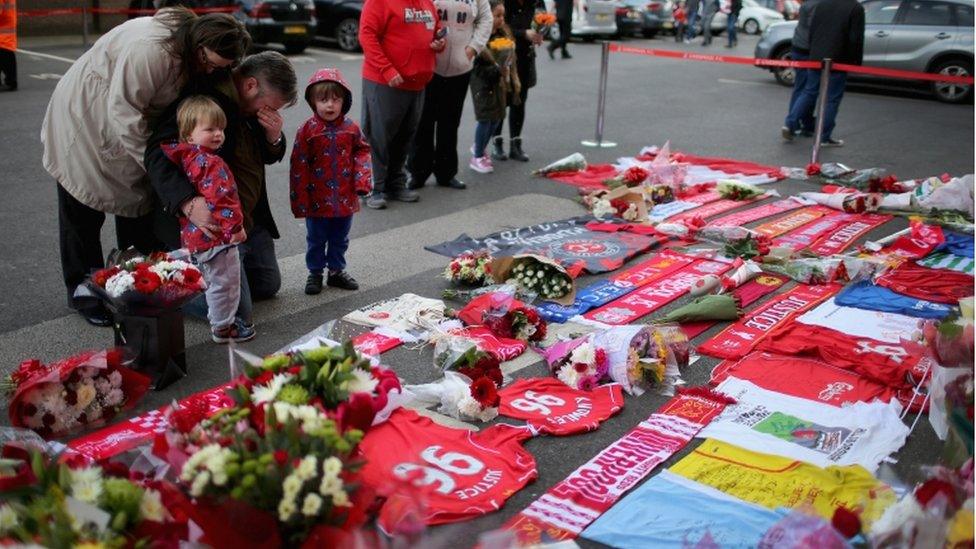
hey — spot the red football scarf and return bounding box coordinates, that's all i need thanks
[636,150,785,179]
[753,206,832,237]
[584,258,733,324]
[610,250,698,286]
[876,262,974,304]
[498,378,624,436]
[709,198,807,227]
[808,214,892,256]
[452,326,527,361]
[503,387,734,544]
[773,211,854,252]
[670,197,763,223]
[680,274,790,339]
[756,321,935,389]
[358,409,537,528]
[698,284,840,359]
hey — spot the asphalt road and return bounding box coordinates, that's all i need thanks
[1,30,973,546]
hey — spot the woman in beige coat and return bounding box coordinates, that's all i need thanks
[41,8,249,326]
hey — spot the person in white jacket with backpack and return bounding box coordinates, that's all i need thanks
[407,0,492,191]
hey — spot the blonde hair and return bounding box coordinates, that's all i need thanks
[176,95,227,142]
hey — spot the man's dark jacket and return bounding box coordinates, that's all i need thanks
[808,0,865,65]
[145,77,285,249]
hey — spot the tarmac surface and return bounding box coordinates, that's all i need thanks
[1,30,973,547]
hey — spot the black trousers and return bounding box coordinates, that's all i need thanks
[492,85,530,140]
[408,71,471,185]
[0,49,15,87]
[57,183,164,307]
[361,79,424,195]
[554,17,571,53]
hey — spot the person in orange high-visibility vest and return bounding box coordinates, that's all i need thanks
[0,0,16,91]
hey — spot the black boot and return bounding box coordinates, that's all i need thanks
[490,136,507,161]
[509,137,529,162]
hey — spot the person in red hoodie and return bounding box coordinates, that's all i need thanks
[162,95,253,344]
[359,0,446,210]
[290,68,373,295]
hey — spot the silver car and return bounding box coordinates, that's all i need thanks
[546,0,619,39]
[754,0,974,103]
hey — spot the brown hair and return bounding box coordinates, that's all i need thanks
[157,7,251,85]
[176,95,227,142]
[237,51,299,107]
[306,81,346,110]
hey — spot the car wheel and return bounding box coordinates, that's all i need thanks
[743,18,760,34]
[773,48,795,87]
[284,42,308,54]
[931,58,973,104]
[336,18,361,52]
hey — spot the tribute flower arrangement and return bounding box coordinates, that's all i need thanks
[89,251,205,311]
[443,251,493,286]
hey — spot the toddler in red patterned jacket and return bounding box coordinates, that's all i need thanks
[163,96,254,344]
[290,68,372,295]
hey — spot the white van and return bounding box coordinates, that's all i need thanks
[546,0,618,39]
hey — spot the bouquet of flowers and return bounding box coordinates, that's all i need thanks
[405,371,501,423]
[724,232,774,260]
[492,254,575,303]
[800,191,883,214]
[531,11,557,34]
[533,152,587,176]
[87,250,205,313]
[483,304,548,342]
[432,336,503,387]
[604,166,649,189]
[717,180,765,201]
[593,325,689,396]
[487,36,516,68]
[5,349,150,439]
[583,190,645,222]
[543,336,609,391]
[0,443,188,547]
[443,251,493,286]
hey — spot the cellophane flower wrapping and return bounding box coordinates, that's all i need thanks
[533,152,587,176]
[463,289,548,343]
[405,371,500,423]
[541,335,610,391]
[86,250,206,315]
[153,341,397,546]
[6,349,150,439]
[443,251,494,286]
[490,254,577,305]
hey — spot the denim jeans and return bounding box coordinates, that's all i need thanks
[786,66,847,141]
[726,13,738,45]
[784,50,815,134]
[184,224,279,325]
[475,120,502,157]
[305,216,353,274]
[685,9,699,40]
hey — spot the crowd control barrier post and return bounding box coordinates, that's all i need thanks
[811,58,832,165]
[582,41,617,148]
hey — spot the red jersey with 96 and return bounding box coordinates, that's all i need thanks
[356,409,537,527]
[498,378,625,436]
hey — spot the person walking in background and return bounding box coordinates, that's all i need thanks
[781,0,821,139]
[700,0,719,46]
[0,0,16,91]
[470,0,520,174]
[489,0,544,162]
[781,0,861,147]
[726,0,741,47]
[673,1,687,43]
[547,0,573,60]
[291,69,371,296]
[683,0,700,43]
[407,0,492,192]
[359,0,446,210]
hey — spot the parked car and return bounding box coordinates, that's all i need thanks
[313,0,363,51]
[617,0,676,37]
[752,0,801,19]
[237,0,317,54]
[616,0,647,36]
[754,0,974,103]
[546,0,619,40]
[708,0,786,34]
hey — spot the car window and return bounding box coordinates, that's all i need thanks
[863,0,902,23]
[954,4,974,25]
[899,0,954,24]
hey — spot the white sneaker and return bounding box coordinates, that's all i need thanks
[469,156,493,173]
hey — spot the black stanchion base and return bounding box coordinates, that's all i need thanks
[112,309,188,391]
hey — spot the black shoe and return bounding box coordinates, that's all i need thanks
[561,50,572,59]
[406,174,428,190]
[327,270,359,290]
[78,302,113,327]
[547,44,556,60]
[437,178,467,189]
[365,193,387,209]
[821,138,845,148]
[305,273,324,295]
[490,136,507,161]
[509,138,529,162]
[388,188,420,202]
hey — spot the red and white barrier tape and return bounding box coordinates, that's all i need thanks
[608,42,975,85]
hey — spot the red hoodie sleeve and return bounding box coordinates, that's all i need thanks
[289,123,313,217]
[351,122,373,196]
[359,0,400,84]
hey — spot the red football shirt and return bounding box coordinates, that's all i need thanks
[498,378,625,436]
[357,409,537,527]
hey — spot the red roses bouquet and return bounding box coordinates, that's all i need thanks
[5,349,150,438]
[87,250,205,313]
[483,304,547,342]
[604,166,650,189]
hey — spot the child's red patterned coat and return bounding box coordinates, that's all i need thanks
[289,115,372,218]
